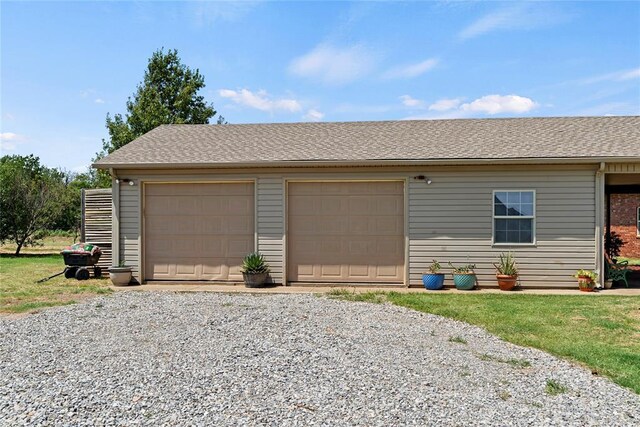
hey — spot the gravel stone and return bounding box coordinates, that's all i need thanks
[0,292,638,426]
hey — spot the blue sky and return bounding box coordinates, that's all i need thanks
[1,1,639,171]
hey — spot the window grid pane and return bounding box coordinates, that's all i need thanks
[493,190,535,244]
[494,218,534,244]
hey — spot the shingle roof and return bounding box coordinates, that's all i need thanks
[94,116,640,169]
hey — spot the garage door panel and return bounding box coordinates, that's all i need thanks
[227,238,254,257]
[377,265,401,277]
[348,265,369,277]
[200,197,225,212]
[288,196,318,214]
[176,262,198,275]
[288,182,404,283]
[145,183,254,281]
[228,198,252,213]
[225,216,254,233]
[201,219,223,234]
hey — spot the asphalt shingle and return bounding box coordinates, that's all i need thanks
[94,116,640,168]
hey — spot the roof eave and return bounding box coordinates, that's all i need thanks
[93,156,640,170]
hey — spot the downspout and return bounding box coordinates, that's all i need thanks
[595,162,606,287]
[110,168,120,268]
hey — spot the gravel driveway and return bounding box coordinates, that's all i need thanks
[1,292,638,426]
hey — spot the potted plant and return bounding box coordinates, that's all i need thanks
[448,262,476,290]
[241,252,270,288]
[574,269,598,292]
[109,261,132,286]
[422,260,445,290]
[493,253,519,291]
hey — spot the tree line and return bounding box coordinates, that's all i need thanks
[1,49,224,254]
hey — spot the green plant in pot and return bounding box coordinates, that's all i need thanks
[109,261,132,286]
[422,260,445,290]
[448,262,476,290]
[493,253,519,291]
[574,269,598,292]
[241,252,270,288]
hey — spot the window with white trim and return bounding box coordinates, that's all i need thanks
[493,191,535,244]
[637,207,640,237]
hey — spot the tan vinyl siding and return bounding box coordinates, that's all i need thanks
[408,169,596,288]
[256,177,285,283]
[114,165,599,288]
[119,184,140,280]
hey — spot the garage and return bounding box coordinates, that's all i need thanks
[287,181,405,284]
[144,182,254,281]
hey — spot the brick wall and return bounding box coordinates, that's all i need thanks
[610,193,640,258]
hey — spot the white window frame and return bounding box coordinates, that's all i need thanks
[492,190,536,246]
[637,206,640,237]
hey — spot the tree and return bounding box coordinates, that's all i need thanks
[0,155,66,255]
[94,48,221,186]
[48,170,95,238]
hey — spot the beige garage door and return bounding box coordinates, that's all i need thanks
[144,182,254,281]
[288,181,404,284]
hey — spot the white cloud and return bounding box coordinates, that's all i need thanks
[218,88,302,113]
[0,132,21,141]
[94,98,105,104]
[289,44,376,85]
[383,58,438,79]
[459,4,570,40]
[429,98,462,112]
[460,94,537,114]
[578,67,640,85]
[303,109,325,122]
[618,67,640,80]
[0,132,25,152]
[399,95,425,108]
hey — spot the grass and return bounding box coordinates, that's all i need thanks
[327,290,640,394]
[617,257,640,266]
[545,379,568,396]
[0,235,77,255]
[448,336,467,344]
[477,353,531,368]
[0,254,112,314]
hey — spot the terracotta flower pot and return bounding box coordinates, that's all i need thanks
[577,276,595,292]
[496,274,518,291]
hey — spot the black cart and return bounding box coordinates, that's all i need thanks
[61,245,102,280]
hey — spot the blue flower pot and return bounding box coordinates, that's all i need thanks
[422,273,445,290]
[453,273,476,290]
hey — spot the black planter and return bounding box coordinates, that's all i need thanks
[243,272,269,288]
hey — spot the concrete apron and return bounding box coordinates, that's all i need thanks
[110,283,640,296]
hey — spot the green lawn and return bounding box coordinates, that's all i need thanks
[328,290,640,394]
[0,255,111,314]
[617,257,640,266]
[0,235,76,255]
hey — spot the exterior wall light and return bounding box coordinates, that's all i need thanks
[413,175,432,185]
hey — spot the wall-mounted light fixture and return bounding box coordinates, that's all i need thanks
[413,175,432,185]
[118,178,135,186]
